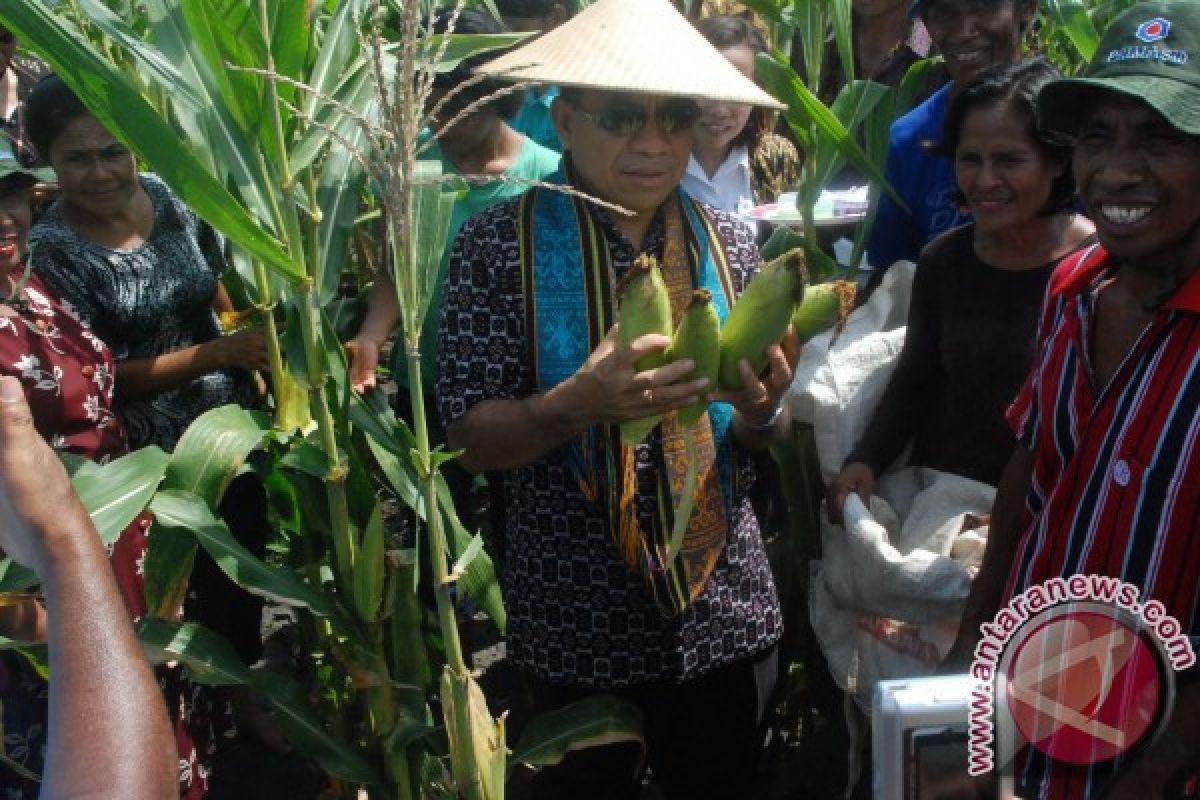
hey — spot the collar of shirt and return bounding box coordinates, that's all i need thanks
[683,145,753,214]
[1055,244,1200,313]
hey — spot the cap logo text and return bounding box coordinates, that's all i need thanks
[1106,45,1189,66]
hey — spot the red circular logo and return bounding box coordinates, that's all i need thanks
[1003,608,1164,765]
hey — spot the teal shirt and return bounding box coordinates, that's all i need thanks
[400,134,561,391]
[508,86,562,154]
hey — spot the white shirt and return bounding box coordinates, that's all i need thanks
[681,145,756,229]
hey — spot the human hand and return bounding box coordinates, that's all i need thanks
[829,461,877,525]
[562,326,710,430]
[209,328,270,372]
[0,376,89,577]
[344,336,382,393]
[714,327,801,427]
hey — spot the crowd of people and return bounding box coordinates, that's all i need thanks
[0,0,1197,798]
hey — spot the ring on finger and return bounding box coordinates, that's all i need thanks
[643,388,654,404]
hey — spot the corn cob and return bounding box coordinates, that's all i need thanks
[618,254,673,370]
[666,289,720,426]
[791,279,857,345]
[718,248,806,390]
[617,255,673,443]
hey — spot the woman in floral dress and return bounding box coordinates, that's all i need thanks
[0,157,233,798]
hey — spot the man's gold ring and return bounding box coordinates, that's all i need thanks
[643,389,654,404]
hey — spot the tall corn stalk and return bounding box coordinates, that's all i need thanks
[2,0,641,797]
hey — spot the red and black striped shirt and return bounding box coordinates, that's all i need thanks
[1004,244,1200,798]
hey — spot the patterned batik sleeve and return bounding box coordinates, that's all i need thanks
[708,207,761,295]
[436,202,530,429]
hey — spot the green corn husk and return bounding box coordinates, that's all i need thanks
[618,255,673,444]
[666,289,720,427]
[791,279,857,345]
[718,248,807,390]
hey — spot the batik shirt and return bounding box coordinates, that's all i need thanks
[437,196,782,689]
[30,173,256,451]
[0,272,235,800]
[1005,245,1200,799]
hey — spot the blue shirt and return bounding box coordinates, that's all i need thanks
[867,83,967,272]
[508,86,562,153]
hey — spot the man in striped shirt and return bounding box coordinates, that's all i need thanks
[945,2,1200,797]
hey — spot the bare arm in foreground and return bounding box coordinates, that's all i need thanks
[0,376,176,799]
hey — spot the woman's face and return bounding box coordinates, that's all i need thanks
[954,102,1063,236]
[0,185,31,273]
[694,44,756,157]
[922,0,1031,86]
[47,115,139,219]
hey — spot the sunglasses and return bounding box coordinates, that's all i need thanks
[575,99,701,137]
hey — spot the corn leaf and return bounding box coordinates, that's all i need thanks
[352,393,506,631]
[828,0,855,86]
[70,445,169,544]
[509,696,645,772]
[163,405,271,507]
[1044,0,1101,63]
[150,489,337,617]
[0,447,170,594]
[757,53,901,208]
[353,501,387,622]
[72,0,203,111]
[138,618,382,785]
[138,617,253,686]
[419,32,530,72]
[0,0,301,283]
[250,669,383,785]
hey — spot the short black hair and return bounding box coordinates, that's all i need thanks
[495,0,575,17]
[429,7,524,119]
[694,15,770,153]
[929,58,1076,215]
[23,74,90,161]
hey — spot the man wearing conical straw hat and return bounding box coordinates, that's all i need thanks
[435,0,796,795]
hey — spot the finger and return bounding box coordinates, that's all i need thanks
[625,333,672,364]
[762,344,793,395]
[632,358,700,389]
[780,326,802,368]
[641,382,707,413]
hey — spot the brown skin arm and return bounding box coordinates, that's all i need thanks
[941,444,1034,671]
[1097,680,1200,798]
[0,376,176,799]
[115,285,268,400]
[345,278,401,394]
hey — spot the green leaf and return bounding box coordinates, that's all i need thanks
[760,225,807,263]
[72,445,169,545]
[164,405,270,506]
[72,0,204,110]
[150,489,337,616]
[450,532,484,579]
[510,696,645,772]
[0,0,302,283]
[250,669,382,785]
[0,447,170,594]
[142,524,198,618]
[352,502,386,622]
[137,617,252,686]
[1045,0,1101,63]
[138,618,382,785]
[419,32,530,72]
[828,0,855,86]
[353,395,506,631]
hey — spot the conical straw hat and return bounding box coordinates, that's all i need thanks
[475,0,785,109]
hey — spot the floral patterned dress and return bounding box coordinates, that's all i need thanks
[0,270,236,800]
